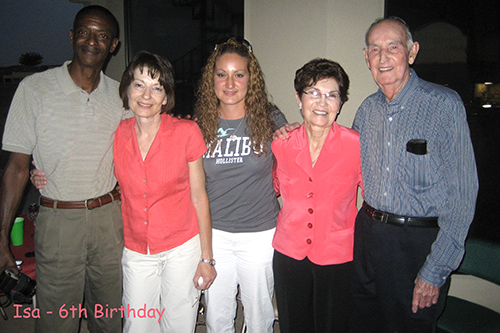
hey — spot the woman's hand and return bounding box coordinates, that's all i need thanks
[30,165,47,190]
[169,112,198,122]
[193,261,216,290]
[188,157,216,290]
[273,122,300,140]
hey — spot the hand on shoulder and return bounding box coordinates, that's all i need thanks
[273,122,300,141]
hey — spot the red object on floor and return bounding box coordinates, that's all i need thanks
[10,215,36,280]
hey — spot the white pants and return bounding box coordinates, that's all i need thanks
[205,228,275,333]
[122,235,201,333]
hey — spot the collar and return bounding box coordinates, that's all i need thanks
[295,121,340,149]
[293,122,342,173]
[56,61,104,96]
[376,68,419,106]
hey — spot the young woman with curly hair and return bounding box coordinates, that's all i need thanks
[195,38,287,333]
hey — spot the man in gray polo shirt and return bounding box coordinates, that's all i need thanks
[0,6,125,332]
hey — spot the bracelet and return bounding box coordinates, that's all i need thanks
[200,258,216,266]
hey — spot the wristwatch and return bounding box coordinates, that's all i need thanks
[200,258,216,266]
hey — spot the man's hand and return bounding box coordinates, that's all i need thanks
[273,122,300,140]
[0,243,18,275]
[412,276,440,313]
[30,168,47,190]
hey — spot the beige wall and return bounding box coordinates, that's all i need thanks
[245,0,383,128]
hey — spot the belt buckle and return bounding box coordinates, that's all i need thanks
[372,210,389,223]
[86,197,103,210]
[85,199,96,210]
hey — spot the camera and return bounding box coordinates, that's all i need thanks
[0,269,36,304]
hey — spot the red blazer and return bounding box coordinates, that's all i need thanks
[272,122,362,265]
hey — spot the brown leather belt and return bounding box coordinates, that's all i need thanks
[362,201,438,228]
[40,189,120,210]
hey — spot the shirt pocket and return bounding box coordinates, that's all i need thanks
[401,151,439,190]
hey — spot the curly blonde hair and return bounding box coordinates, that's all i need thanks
[194,38,275,155]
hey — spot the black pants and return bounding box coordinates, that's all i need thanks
[350,208,450,333]
[273,251,352,333]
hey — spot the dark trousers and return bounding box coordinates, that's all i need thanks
[273,250,352,333]
[350,208,450,333]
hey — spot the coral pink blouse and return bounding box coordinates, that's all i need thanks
[113,113,207,254]
[272,122,362,265]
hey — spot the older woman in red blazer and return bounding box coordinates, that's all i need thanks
[272,58,362,333]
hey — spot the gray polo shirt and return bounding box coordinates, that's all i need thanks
[3,61,127,201]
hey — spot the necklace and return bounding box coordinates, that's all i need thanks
[222,117,244,140]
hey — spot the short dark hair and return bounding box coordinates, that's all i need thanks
[73,5,119,39]
[119,51,176,113]
[294,58,350,104]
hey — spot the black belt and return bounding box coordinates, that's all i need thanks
[362,202,438,228]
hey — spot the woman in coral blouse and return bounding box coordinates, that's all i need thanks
[272,58,362,333]
[114,51,216,333]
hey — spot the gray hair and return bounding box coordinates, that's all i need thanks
[365,16,414,51]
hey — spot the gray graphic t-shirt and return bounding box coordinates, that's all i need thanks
[203,112,287,232]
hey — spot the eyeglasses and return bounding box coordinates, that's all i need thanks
[303,89,340,102]
[214,38,253,53]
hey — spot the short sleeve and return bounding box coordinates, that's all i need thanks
[2,79,38,154]
[186,121,207,162]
